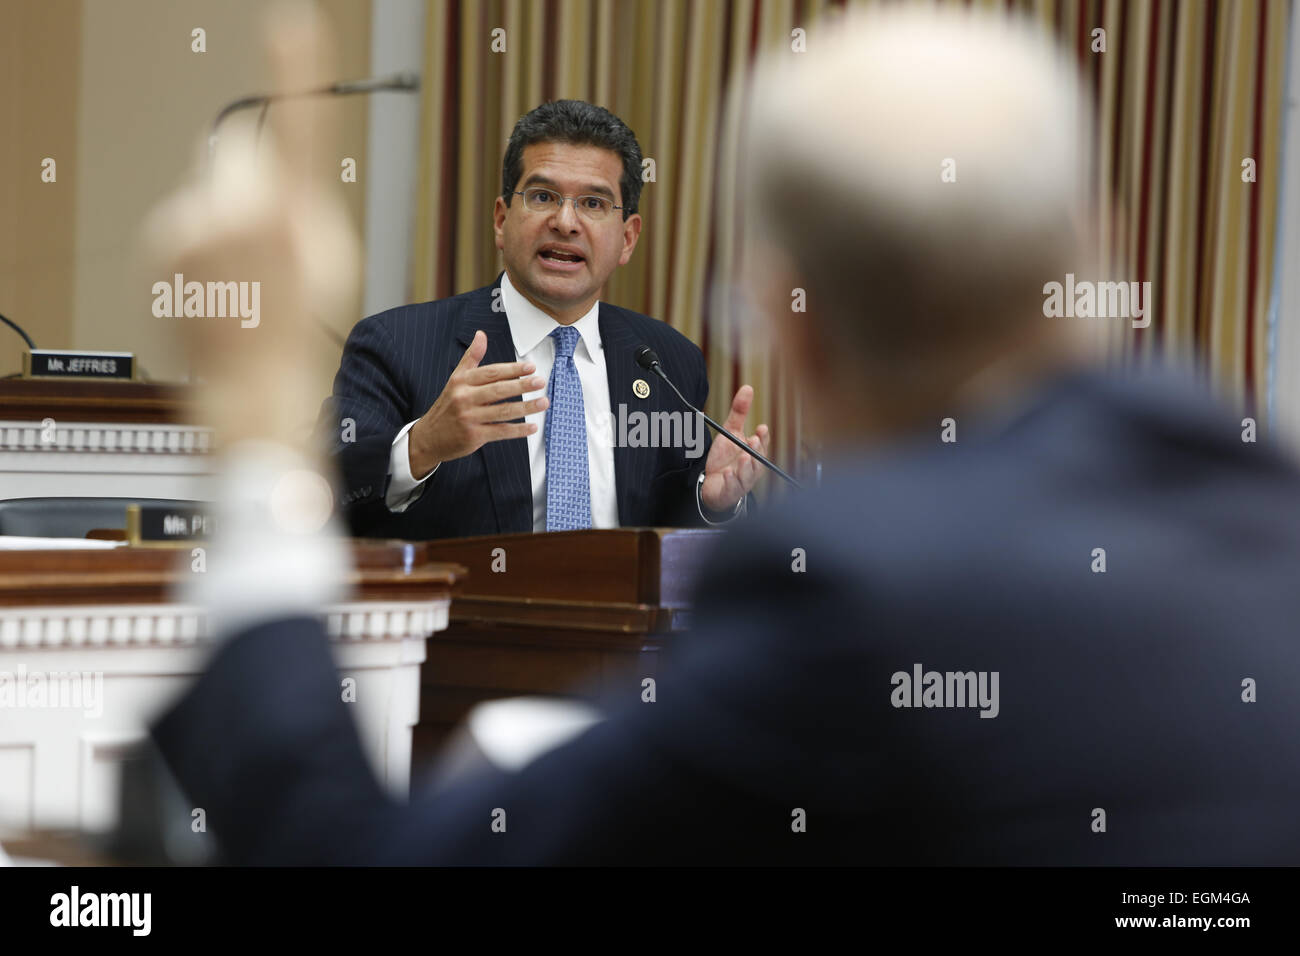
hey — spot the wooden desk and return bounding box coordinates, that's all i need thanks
[0,528,720,832]
[413,528,722,767]
[0,542,464,834]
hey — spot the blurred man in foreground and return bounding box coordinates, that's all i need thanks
[149,4,1300,863]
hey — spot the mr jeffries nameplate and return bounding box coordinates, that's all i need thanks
[22,350,135,381]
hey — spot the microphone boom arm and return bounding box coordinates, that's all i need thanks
[641,355,803,489]
[207,72,420,162]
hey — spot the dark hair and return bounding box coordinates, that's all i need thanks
[501,100,643,219]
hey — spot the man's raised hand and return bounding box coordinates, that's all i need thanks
[140,0,358,457]
[406,330,550,477]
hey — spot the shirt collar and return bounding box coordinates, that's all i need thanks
[500,270,602,361]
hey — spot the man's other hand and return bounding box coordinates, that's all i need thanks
[700,384,770,513]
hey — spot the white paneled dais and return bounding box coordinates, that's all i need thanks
[0,598,448,833]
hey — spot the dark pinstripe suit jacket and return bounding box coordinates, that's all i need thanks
[319,275,717,540]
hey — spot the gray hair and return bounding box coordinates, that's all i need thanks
[741,7,1096,355]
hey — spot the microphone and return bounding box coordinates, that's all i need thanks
[635,345,802,489]
[208,72,421,161]
[0,312,36,351]
[204,73,419,349]
[327,72,420,95]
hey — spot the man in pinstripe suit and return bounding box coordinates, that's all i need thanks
[323,100,770,540]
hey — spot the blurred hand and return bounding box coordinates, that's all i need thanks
[140,0,359,462]
[700,384,769,512]
[406,330,548,478]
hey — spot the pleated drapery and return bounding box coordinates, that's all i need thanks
[411,0,1292,493]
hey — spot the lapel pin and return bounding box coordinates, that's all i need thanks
[633,378,650,399]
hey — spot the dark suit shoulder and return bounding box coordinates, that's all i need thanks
[602,303,703,361]
[352,283,494,340]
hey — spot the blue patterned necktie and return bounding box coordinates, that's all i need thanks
[544,325,591,531]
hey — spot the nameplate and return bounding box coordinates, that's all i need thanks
[126,504,212,547]
[23,350,135,380]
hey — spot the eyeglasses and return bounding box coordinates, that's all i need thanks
[513,186,622,222]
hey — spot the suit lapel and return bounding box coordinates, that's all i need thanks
[599,307,641,525]
[456,277,532,533]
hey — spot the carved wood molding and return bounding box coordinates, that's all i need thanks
[0,420,212,455]
[0,599,449,650]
